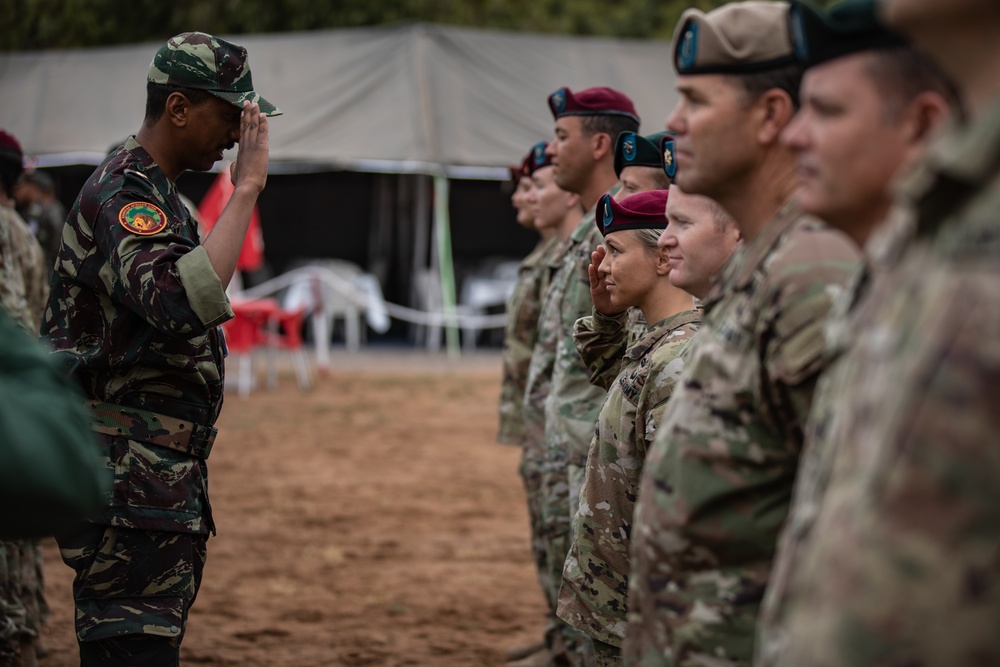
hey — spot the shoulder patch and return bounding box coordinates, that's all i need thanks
[118,202,168,235]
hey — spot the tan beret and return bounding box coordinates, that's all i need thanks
[673,1,796,75]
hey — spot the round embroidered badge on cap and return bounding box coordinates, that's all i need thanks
[678,22,699,70]
[118,202,168,235]
[550,88,568,114]
[662,137,678,179]
[602,196,614,228]
[622,133,637,162]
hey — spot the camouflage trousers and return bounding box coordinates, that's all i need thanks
[0,539,46,666]
[540,464,595,667]
[58,523,207,667]
[519,440,555,610]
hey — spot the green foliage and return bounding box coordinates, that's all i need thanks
[2,0,740,51]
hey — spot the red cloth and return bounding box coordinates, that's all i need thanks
[197,168,265,271]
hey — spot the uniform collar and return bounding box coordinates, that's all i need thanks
[626,307,702,361]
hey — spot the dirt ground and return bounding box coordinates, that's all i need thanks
[38,349,548,666]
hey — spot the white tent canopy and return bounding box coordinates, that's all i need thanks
[0,23,679,177]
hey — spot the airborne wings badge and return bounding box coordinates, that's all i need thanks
[118,202,168,235]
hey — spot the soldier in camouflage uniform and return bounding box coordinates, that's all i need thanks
[750,3,959,665]
[14,170,66,281]
[39,32,279,666]
[763,0,1000,664]
[614,132,673,201]
[499,141,563,664]
[557,190,701,667]
[0,129,55,667]
[524,86,639,666]
[622,4,861,665]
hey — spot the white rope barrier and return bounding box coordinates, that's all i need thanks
[239,266,510,329]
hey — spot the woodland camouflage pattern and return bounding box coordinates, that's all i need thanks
[40,135,233,648]
[558,308,701,648]
[623,202,860,666]
[769,98,1000,667]
[148,32,281,116]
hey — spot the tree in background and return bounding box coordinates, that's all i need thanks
[5,0,747,50]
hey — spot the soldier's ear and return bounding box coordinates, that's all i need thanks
[164,92,190,128]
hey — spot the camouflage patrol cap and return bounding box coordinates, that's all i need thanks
[614,131,672,178]
[148,32,282,117]
[789,0,909,68]
[595,190,669,237]
[673,1,796,75]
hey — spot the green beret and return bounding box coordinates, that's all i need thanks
[789,0,909,68]
[673,1,796,75]
[614,131,672,178]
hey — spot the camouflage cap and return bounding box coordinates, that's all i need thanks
[148,32,282,117]
[614,131,672,178]
[673,1,796,75]
[789,0,909,68]
[595,190,669,237]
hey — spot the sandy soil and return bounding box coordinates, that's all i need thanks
[38,350,548,666]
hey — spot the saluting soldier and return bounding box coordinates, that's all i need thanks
[40,32,278,666]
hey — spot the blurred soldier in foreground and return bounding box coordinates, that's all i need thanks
[0,129,59,667]
[623,2,860,664]
[558,189,700,666]
[752,1,958,664]
[768,0,1000,663]
[40,32,279,666]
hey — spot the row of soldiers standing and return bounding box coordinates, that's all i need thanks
[497,0,996,665]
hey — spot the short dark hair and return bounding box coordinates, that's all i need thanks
[864,46,962,120]
[580,114,641,142]
[727,62,806,111]
[145,82,214,123]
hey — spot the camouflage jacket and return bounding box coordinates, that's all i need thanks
[498,234,562,445]
[769,101,1000,667]
[623,201,860,666]
[754,210,914,666]
[19,198,66,281]
[544,184,622,471]
[558,307,701,646]
[40,136,233,535]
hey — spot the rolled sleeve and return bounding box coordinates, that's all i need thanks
[175,246,233,328]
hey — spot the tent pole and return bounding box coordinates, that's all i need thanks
[433,173,460,358]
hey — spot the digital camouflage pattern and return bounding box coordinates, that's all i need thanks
[623,201,860,666]
[769,99,1000,667]
[41,136,233,647]
[0,205,30,329]
[754,209,915,666]
[498,233,562,445]
[525,199,614,664]
[148,32,281,117]
[559,308,701,649]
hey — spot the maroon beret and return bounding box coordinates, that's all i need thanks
[548,87,640,124]
[595,190,669,237]
[511,141,552,183]
[0,130,22,157]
